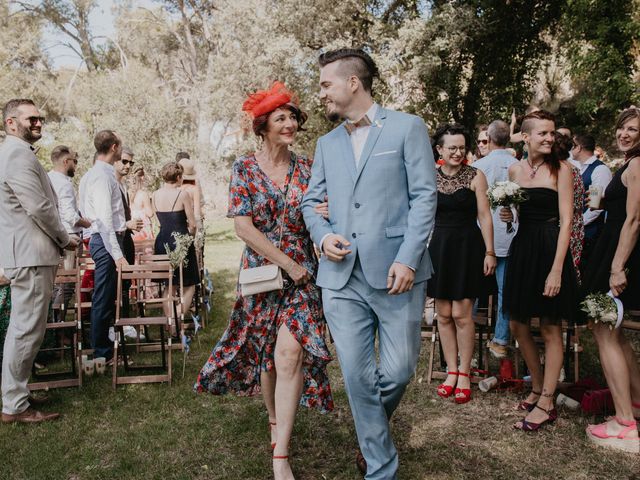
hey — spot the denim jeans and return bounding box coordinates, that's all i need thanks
[89,234,121,359]
[493,256,510,346]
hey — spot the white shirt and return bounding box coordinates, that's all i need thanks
[473,149,519,257]
[570,156,613,226]
[81,160,126,260]
[349,103,378,167]
[48,170,82,234]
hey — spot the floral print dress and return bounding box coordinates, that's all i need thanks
[194,153,333,413]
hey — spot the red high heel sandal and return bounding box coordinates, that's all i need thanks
[437,372,459,398]
[454,372,472,404]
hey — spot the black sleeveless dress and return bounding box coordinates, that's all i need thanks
[503,188,578,323]
[582,162,640,310]
[427,165,494,300]
[154,191,200,287]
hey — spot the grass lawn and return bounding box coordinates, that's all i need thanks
[0,217,638,479]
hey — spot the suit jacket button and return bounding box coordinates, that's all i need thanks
[352,233,357,238]
[354,203,360,208]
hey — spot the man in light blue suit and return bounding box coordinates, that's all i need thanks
[302,49,437,479]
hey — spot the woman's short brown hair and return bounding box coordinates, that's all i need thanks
[160,162,183,183]
[252,104,308,138]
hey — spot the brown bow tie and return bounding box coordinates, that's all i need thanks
[344,115,372,135]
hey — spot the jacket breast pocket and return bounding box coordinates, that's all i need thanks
[385,225,407,238]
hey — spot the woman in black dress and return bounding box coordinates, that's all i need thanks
[501,110,577,431]
[583,107,640,453]
[153,162,199,319]
[428,124,496,404]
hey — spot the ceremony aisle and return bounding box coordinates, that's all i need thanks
[0,218,636,479]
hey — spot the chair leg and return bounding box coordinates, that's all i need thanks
[427,326,437,384]
[112,331,119,390]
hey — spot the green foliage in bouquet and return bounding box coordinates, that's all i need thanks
[164,232,194,270]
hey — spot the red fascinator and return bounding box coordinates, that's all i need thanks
[242,81,298,119]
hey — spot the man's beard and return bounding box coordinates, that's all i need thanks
[67,168,75,178]
[18,124,41,143]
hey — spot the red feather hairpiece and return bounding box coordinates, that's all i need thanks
[242,81,298,119]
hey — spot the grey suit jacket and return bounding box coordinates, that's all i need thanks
[302,107,437,290]
[0,135,69,268]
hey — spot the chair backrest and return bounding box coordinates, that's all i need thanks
[134,239,155,257]
[116,263,175,321]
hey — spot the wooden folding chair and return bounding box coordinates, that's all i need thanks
[421,297,441,384]
[29,257,82,390]
[112,262,175,388]
[473,294,494,376]
[512,317,583,382]
[77,252,95,356]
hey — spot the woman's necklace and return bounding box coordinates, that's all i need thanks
[526,158,544,178]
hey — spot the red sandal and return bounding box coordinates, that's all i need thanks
[517,390,541,412]
[437,371,459,398]
[454,372,472,404]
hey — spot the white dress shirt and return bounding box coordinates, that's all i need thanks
[349,103,378,167]
[570,156,613,226]
[48,170,82,234]
[82,160,126,260]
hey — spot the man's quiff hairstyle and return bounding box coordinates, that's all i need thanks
[487,120,510,147]
[93,130,121,155]
[521,110,556,134]
[318,48,379,93]
[2,99,36,128]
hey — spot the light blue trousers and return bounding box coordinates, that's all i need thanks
[322,258,426,480]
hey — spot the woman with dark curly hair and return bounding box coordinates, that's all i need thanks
[428,123,496,405]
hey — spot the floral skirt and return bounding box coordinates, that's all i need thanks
[194,281,334,413]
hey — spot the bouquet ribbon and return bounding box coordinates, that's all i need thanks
[606,290,624,329]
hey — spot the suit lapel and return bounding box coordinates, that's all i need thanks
[338,124,357,182]
[354,107,387,185]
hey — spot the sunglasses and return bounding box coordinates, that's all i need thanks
[477,139,488,145]
[12,116,45,126]
[121,159,135,166]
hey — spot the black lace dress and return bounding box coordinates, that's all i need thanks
[503,188,578,323]
[427,164,494,300]
[582,162,640,310]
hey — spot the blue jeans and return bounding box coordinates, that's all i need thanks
[493,257,510,346]
[89,234,121,359]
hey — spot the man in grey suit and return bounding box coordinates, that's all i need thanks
[302,49,437,479]
[0,99,78,423]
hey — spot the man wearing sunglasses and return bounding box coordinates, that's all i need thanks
[0,99,78,424]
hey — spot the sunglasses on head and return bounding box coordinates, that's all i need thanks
[12,116,45,126]
[121,159,135,166]
[477,139,488,145]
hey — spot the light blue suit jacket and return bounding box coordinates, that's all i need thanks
[302,106,437,290]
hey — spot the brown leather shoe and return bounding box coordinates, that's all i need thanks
[1,407,60,424]
[356,450,367,475]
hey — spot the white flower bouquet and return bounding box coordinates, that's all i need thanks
[580,291,625,330]
[486,181,528,233]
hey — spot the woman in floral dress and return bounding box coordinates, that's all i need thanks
[195,82,332,480]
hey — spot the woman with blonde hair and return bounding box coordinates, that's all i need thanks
[129,165,154,241]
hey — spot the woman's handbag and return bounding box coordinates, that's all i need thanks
[239,160,295,296]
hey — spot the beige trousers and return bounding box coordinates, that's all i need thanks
[1,265,56,414]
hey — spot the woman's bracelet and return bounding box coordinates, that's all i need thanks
[485,251,496,257]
